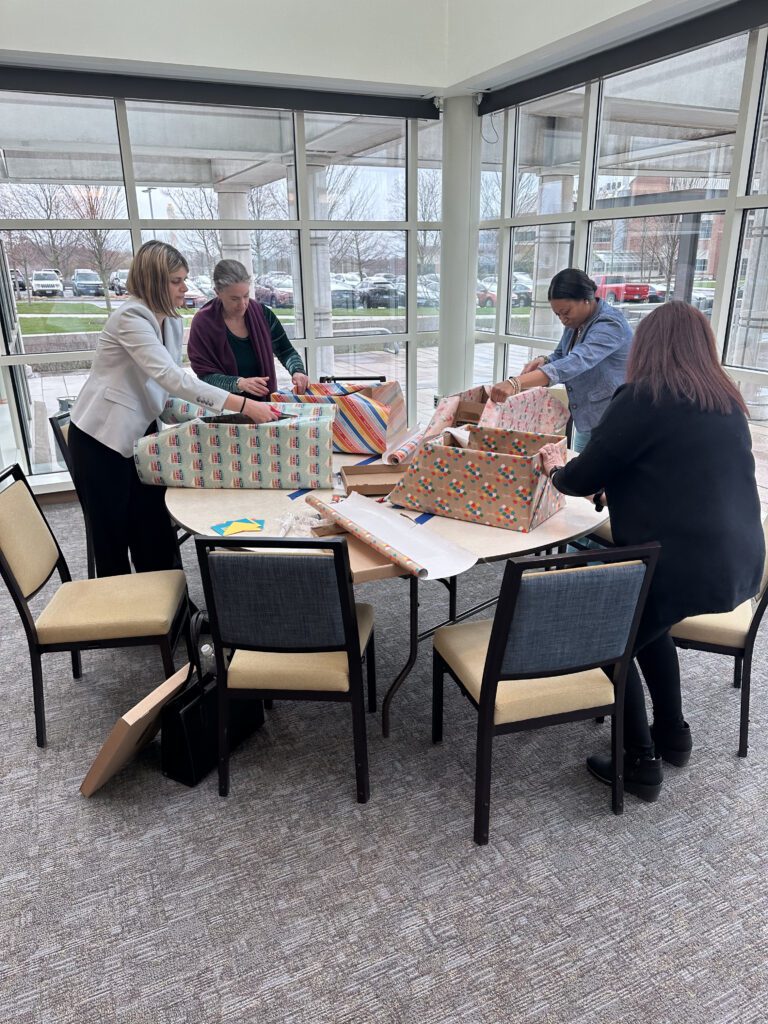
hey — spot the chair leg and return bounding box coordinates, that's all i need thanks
[366,632,377,713]
[85,522,96,580]
[432,651,444,744]
[611,708,624,816]
[71,649,82,679]
[733,653,743,690]
[350,687,370,804]
[218,682,230,797]
[159,639,175,679]
[473,719,493,846]
[30,650,46,748]
[738,650,752,758]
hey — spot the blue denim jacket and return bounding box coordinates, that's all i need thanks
[541,298,633,431]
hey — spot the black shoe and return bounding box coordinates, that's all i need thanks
[586,751,663,803]
[650,721,692,767]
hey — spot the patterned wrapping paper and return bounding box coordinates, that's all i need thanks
[271,381,408,455]
[383,428,428,465]
[478,387,569,435]
[388,426,567,532]
[134,405,335,489]
[160,398,210,425]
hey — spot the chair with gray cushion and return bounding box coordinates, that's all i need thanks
[0,463,191,747]
[195,534,375,802]
[432,545,659,845]
[670,516,768,757]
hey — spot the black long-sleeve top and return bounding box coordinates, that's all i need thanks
[552,383,764,634]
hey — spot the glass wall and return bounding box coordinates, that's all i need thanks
[0,97,441,476]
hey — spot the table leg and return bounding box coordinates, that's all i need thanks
[382,574,419,738]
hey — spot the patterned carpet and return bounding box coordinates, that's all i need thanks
[2,497,768,1024]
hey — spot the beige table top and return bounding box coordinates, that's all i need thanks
[166,454,609,582]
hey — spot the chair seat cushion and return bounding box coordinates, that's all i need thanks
[434,619,615,725]
[591,519,614,544]
[227,603,373,693]
[35,570,187,644]
[670,601,753,649]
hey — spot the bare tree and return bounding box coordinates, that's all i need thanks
[162,187,222,275]
[0,184,78,282]
[63,185,129,311]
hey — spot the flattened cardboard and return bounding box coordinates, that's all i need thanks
[80,665,189,797]
[340,463,406,496]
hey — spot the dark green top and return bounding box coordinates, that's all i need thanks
[200,306,305,393]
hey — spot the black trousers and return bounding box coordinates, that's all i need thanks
[68,421,181,578]
[623,617,685,751]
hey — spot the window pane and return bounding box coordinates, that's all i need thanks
[515,88,583,215]
[751,58,768,194]
[0,93,127,219]
[126,101,297,220]
[304,113,406,221]
[480,112,504,220]
[418,119,442,221]
[587,212,723,329]
[476,228,498,333]
[315,341,406,402]
[597,36,748,206]
[473,342,494,385]
[417,229,440,332]
[310,229,405,338]
[725,209,768,371]
[143,228,303,340]
[507,223,574,340]
[416,337,438,422]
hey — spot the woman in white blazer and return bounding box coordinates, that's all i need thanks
[69,240,278,577]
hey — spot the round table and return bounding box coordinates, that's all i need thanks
[166,454,609,733]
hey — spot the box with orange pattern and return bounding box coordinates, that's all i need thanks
[388,426,566,532]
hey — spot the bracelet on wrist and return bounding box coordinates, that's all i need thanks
[506,376,522,395]
[240,396,247,413]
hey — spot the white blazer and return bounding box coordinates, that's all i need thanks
[71,298,228,457]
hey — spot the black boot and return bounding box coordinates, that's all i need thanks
[587,749,663,803]
[650,721,692,767]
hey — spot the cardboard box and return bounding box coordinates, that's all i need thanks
[388,426,566,532]
[340,463,406,496]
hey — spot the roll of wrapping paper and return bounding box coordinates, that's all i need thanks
[382,429,427,465]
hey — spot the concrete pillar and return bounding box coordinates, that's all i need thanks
[306,164,335,376]
[214,184,252,276]
[529,174,575,342]
[438,95,480,396]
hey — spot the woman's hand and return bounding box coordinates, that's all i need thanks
[237,375,270,397]
[489,379,515,403]
[522,356,547,374]
[243,399,279,424]
[539,442,566,478]
[292,372,310,395]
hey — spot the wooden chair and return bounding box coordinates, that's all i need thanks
[432,545,659,845]
[195,534,376,802]
[49,411,96,579]
[670,517,768,758]
[0,464,191,747]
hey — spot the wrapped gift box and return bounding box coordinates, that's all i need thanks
[388,426,566,532]
[478,386,568,435]
[134,405,335,489]
[271,380,407,455]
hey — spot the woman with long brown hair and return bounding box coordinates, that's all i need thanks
[541,301,764,802]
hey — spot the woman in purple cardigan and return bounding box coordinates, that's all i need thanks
[187,260,309,399]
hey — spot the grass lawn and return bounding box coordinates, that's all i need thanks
[16,301,109,316]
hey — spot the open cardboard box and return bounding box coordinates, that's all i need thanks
[340,463,406,496]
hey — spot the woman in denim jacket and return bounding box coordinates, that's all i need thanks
[490,269,633,451]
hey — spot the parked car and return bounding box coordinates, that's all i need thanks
[180,280,208,309]
[31,270,64,297]
[109,269,130,295]
[593,274,650,304]
[8,267,26,292]
[72,269,105,297]
[510,281,532,307]
[416,280,439,307]
[477,281,495,307]
[357,276,400,308]
[271,284,294,308]
[331,282,357,309]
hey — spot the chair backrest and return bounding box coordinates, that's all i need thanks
[0,464,61,600]
[486,546,659,684]
[196,535,358,653]
[49,411,75,477]
[758,516,768,600]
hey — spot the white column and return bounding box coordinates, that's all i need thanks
[214,184,252,274]
[438,95,481,397]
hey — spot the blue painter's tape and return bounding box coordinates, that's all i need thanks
[356,455,379,465]
[414,513,434,525]
[288,489,310,500]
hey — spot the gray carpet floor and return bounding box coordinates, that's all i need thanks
[2,497,768,1024]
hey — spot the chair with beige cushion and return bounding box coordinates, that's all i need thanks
[670,517,768,758]
[0,463,190,747]
[49,411,96,579]
[195,534,375,802]
[432,545,659,845]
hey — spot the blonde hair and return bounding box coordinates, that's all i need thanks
[126,240,188,318]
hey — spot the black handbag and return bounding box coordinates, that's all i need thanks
[160,612,265,787]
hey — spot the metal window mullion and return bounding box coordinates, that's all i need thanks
[406,119,418,425]
[0,219,133,231]
[573,80,600,269]
[1,364,30,475]
[293,111,316,370]
[114,97,142,253]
